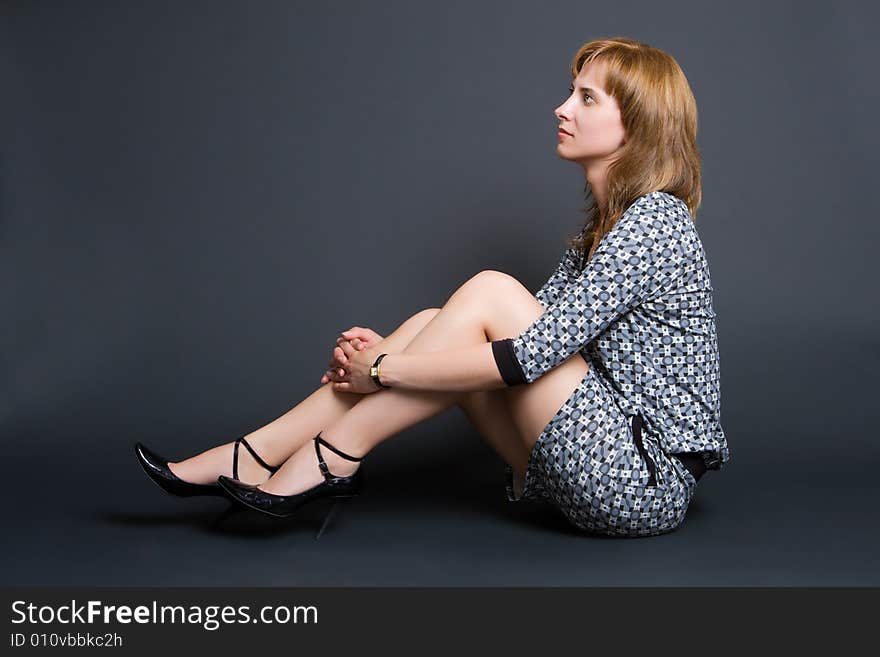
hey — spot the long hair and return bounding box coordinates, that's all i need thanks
[564,37,702,270]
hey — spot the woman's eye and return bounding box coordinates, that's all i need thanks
[567,86,592,103]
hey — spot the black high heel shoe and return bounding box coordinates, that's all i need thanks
[216,432,364,531]
[134,438,280,498]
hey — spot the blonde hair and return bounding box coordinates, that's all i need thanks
[564,37,702,269]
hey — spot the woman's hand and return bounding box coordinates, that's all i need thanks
[331,344,384,394]
[321,326,385,385]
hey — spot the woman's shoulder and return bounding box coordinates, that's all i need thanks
[617,191,689,233]
[628,190,689,215]
[623,192,696,241]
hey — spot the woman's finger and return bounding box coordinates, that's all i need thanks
[324,368,345,383]
[337,338,359,360]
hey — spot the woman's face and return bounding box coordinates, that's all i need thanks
[554,60,627,165]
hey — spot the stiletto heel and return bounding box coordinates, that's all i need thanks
[134,437,280,498]
[217,432,365,523]
[314,494,360,540]
[316,498,340,540]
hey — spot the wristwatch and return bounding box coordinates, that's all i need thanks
[370,353,391,389]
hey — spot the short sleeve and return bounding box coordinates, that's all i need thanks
[534,247,577,308]
[492,194,686,386]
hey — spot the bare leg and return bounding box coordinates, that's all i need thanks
[259,270,590,496]
[456,388,531,479]
[167,308,442,485]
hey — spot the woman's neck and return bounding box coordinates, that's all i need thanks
[584,165,608,213]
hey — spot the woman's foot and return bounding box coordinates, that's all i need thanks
[168,440,277,486]
[258,437,362,497]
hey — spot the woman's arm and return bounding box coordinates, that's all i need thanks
[376,196,684,393]
[372,247,576,392]
[361,247,575,393]
[490,194,687,386]
[374,343,508,392]
[534,246,577,308]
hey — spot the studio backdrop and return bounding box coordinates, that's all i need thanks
[2,0,878,586]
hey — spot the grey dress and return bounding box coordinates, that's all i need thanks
[491,191,729,537]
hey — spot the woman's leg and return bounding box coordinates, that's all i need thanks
[259,270,591,496]
[167,308,443,485]
[456,388,531,481]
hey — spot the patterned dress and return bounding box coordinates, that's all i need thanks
[490,191,729,537]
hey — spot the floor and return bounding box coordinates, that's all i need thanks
[4,423,878,587]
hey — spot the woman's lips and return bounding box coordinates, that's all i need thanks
[558,129,572,137]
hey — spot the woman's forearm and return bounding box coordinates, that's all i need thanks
[376,343,509,392]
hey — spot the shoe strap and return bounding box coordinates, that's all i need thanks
[313,432,363,482]
[233,437,280,480]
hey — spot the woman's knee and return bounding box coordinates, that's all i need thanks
[421,307,442,319]
[474,273,544,340]
[449,271,539,328]
[406,307,440,325]
[380,307,442,353]
[469,269,523,292]
[405,307,441,333]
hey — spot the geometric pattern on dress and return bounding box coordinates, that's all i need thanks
[511,191,729,472]
[501,191,729,537]
[506,365,697,537]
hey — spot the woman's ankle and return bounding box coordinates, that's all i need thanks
[167,458,218,485]
[167,442,275,486]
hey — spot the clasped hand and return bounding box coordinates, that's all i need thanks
[320,326,386,394]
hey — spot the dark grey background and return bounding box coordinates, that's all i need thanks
[2,0,878,586]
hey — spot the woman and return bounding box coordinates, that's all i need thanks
[136,37,729,538]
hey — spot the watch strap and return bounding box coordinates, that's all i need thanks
[371,353,391,388]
